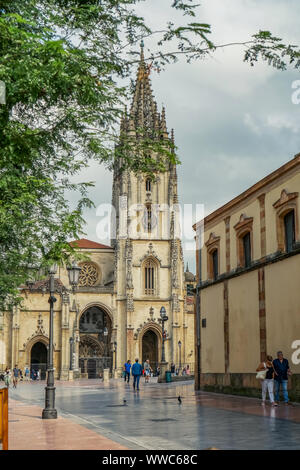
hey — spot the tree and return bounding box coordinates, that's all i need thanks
[0,0,299,308]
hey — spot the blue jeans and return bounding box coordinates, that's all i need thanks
[274,380,289,402]
[124,372,130,383]
[133,375,140,389]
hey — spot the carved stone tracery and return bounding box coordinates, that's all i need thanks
[79,262,99,286]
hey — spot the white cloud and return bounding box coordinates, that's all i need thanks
[67,1,300,273]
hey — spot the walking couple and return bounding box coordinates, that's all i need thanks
[123,358,143,391]
[256,351,292,406]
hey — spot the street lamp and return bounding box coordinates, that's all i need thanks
[178,340,182,369]
[69,337,74,371]
[42,264,58,420]
[159,306,168,363]
[114,341,117,370]
[42,262,81,420]
[103,327,108,363]
[67,261,82,292]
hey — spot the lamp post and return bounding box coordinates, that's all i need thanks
[159,306,168,363]
[114,341,117,370]
[69,337,74,371]
[42,261,81,420]
[178,340,182,369]
[103,327,108,367]
[42,264,58,420]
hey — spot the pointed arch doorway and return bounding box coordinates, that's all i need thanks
[79,305,112,378]
[142,330,159,370]
[30,341,48,380]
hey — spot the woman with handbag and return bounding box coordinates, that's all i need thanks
[256,355,277,406]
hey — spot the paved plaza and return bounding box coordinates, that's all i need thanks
[6,378,300,450]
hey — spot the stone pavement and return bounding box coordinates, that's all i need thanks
[6,379,300,450]
[8,397,127,450]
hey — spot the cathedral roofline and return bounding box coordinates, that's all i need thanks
[69,238,113,250]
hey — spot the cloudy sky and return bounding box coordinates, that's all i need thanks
[71,0,300,272]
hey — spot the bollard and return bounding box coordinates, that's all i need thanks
[103,368,110,382]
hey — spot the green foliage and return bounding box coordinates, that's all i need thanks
[0,0,214,308]
[0,2,299,309]
[244,30,300,70]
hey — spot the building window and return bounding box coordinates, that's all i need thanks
[78,262,100,286]
[142,204,152,232]
[205,232,220,281]
[146,178,152,192]
[144,259,156,295]
[243,232,251,268]
[273,190,298,252]
[234,214,253,268]
[212,249,219,280]
[284,210,295,253]
[186,284,194,296]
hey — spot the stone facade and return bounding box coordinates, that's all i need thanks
[0,45,195,380]
[194,154,300,400]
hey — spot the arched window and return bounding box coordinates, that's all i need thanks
[273,189,298,252]
[284,210,295,252]
[143,204,152,232]
[234,214,253,269]
[144,259,156,295]
[205,232,220,281]
[146,178,152,192]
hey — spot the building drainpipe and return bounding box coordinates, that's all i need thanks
[195,223,202,391]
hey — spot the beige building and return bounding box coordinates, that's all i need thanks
[194,154,300,401]
[0,45,195,380]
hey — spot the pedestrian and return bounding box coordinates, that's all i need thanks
[170,362,175,374]
[273,351,292,404]
[256,355,277,406]
[12,364,19,388]
[156,365,160,377]
[123,359,131,383]
[131,358,143,391]
[144,359,151,383]
[24,366,30,381]
[4,367,11,388]
[186,364,191,375]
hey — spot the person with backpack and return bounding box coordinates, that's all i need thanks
[256,355,277,406]
[131,358,143,391]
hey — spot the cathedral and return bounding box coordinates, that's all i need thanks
[0,45,195,380]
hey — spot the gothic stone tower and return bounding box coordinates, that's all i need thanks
[111,44,194,373]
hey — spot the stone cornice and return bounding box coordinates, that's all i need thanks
[198,244,300,290]
[193,155,300,231]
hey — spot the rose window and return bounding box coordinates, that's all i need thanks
[78,263,99,286]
